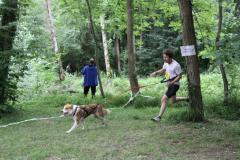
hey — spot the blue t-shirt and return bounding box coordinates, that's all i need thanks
[81,65,98,87]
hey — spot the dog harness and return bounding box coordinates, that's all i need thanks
[72,105,80,117]
[72,105,93,118]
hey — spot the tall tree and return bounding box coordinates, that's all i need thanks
[45,0,65,81]
[127,0,139,94]
[100,14,112,77]
[178,0,204,121]
[215,0,229,105]
[0,0,19,106]
[115,37,121,75]
[85,0,105,98]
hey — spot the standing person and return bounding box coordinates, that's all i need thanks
[66,62,72,74]
[150,49,188,122]
[81,58,98,98]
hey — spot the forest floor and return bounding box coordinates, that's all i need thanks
[0,94,239,160]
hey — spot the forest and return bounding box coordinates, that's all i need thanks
[0,0,240,159]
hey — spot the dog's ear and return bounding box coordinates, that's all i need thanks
[64,104,73,110]
[63,104,69,109]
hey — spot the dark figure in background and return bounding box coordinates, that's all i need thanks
[81,58,98,98]
[66,63,73,74]
[66,62,77,75]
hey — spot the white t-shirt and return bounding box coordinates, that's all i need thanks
[162,59,182,85]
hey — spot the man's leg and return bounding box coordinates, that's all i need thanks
[151,95,168,121]
[168,85,188,103]
[91,86,96,98]
[159,95,168,117]
[84,86,90,97]
[151,85,179,122]
[171,95,189,103]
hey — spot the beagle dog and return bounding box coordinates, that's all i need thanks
[62,104,110,133]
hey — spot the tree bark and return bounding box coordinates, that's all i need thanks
[85,0,105,98]
[45,0,65,81]
[100,14,112,77]
[0,0,19,105]
[178,0,204,121]
[127,0,139,94]
[216,0,229,105]
[115,37,121,75]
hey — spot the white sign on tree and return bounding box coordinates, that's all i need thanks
[180,45,196,56]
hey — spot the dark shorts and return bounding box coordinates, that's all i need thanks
[165,84,179,98]
[84,86,96,96]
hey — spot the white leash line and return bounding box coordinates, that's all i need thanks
[0,104,151,128]
[108,107,124,110]
[0,108,121,128]
[0,115,64,128]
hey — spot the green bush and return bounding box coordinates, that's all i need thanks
[12,65,240,121]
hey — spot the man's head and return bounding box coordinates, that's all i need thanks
[163,49,173,64]
[89,58,95,65]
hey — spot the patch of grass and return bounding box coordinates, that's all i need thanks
[204,96,240,120]
[1,94,240,159]
[166,106,191,122]
[1,73,240,159]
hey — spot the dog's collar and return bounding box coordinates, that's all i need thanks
[72,105,79,117]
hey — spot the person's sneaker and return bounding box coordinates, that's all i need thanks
[151,116,161,122]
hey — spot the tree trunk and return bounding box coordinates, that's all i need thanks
[216,0,229,105]
[0,0,19,105]
[85,0,105,98]
[100,14,112,77]
[45,0,65,81]
[127,0,139,94]
[115,37,121,75]
[178,0,204,121]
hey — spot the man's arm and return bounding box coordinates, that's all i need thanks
[81,66,86,75]
[169,74,182,85]
[150,68,166,77]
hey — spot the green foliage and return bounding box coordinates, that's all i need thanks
[136,28,182,75]
[55,0,197,75]
[201,72,240,120]
[198,0,240,103]
[166,107,192,122]
[15,0,217,78]
[192,0,217,42]
[0,0,19,113]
